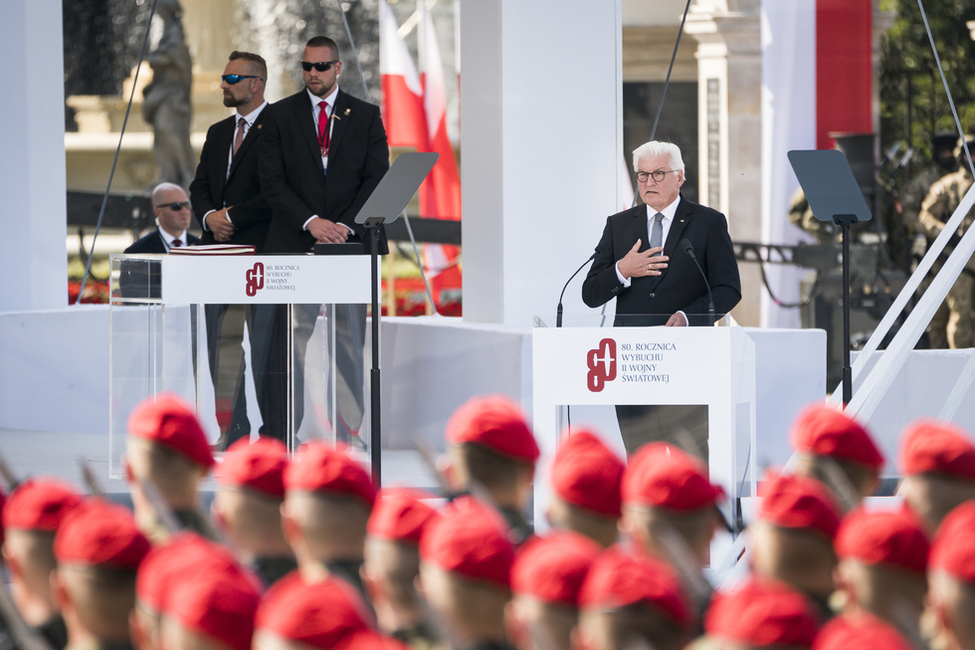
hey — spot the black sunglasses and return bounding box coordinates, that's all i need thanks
[222,74,261,84]
[301,60,339,72]
[156,202,190,211]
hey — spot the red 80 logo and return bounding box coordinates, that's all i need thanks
[587,338,617,392]
[245,262,265,297]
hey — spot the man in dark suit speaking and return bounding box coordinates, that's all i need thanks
[258,35,389,444]
[582,141,741,456]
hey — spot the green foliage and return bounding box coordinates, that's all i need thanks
[880,0,975,163]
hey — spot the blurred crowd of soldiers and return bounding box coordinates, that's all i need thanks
[790,132,975,349]
[2,392,975,650]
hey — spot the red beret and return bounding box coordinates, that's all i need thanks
[813,613,914,650]
[284,442,375,507]
[127,393,215,469]
[790,404,884,470]
[367,488,440,544]
[445,395,539,463]
[511,531,601,607]
[930,500,975,582]
[759,472,841,540]
[419,497,515,588]
[218,438,288,499]
[3,478,83,532]
[899,419,975,481]
[835,508,929,575]
[578,546,691,629]
[137,534,241,612]
[551,429,625,518]
[622,443,725,511]
[257,572,374,650]
[705,578,820,648]
[54,499,150,570]
[163,560,261,650]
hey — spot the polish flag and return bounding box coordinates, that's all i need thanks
[379,0,427,150]
[762,0,873,328]
[418,1,462,305]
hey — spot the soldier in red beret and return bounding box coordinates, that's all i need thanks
[213,437,296,588]
[813,612,914,650]
[547,429,624,548]
[925,500,975,650]
[701,577,821,649]
[575,546,692,650]
[156,557,261,650]
[619,442,724,615]
[2,478,83,650]
[254,572,402,650]
[443,395,539,545]
[419,497,516,650]
[832,508,929,643]
[790,404,884,511]
[505,531,600,650]
[898,419,975,534]
[749,472,842,621]
[362,488,440,650]
[125,393,216,542]
[281,441,375,602]
[50,499,151,650]
[132,534,242,650]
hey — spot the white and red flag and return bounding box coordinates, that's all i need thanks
[417,1,462,304]
[379,0,427,150]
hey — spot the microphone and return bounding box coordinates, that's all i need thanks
[557,253,596,328]
[679,239,715,320]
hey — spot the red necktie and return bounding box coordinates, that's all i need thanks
[317,101,330,156]
[172,238,182,247]
[232,117,246,156]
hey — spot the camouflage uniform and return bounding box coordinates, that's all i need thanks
[918,164,975,348]
[906,166,952,348]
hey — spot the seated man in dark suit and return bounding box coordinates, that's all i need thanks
[581,140,741,457]
[125,182,200,254]
[119,182,200,299]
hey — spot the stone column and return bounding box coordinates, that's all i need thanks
[685,0,763,326]
[0,0,67,311]
[461,0,624,327]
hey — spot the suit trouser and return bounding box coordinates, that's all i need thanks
[615,404,709,461]
[257,303,365,442]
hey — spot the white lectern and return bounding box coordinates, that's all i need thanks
[108,254,372,476]
[532,316,757,562]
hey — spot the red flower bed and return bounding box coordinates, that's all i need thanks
[68,279,110,304]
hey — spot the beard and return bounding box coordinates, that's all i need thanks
[223,92,248,108]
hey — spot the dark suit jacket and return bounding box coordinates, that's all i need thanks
[190,109,272,250]
[581,196,741,325]
[123,229,200,254]
[259,89,390,254]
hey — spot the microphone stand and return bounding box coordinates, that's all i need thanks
[557,254,596,328]
[680,240,715,323]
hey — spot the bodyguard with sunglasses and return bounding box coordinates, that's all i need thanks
[189,51,275,449]
[257,36,390,444]
[124,183,200,253]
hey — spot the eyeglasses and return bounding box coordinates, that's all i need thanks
[156,202,190,211]
[636,170,680,183]
[301,60,339,72]
[221,74,261,84]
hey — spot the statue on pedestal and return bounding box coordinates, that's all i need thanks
[142,0,194,190]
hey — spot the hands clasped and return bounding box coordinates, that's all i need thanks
[308,217,351,244]
[618,239,668,279]
[206,208,236,242]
